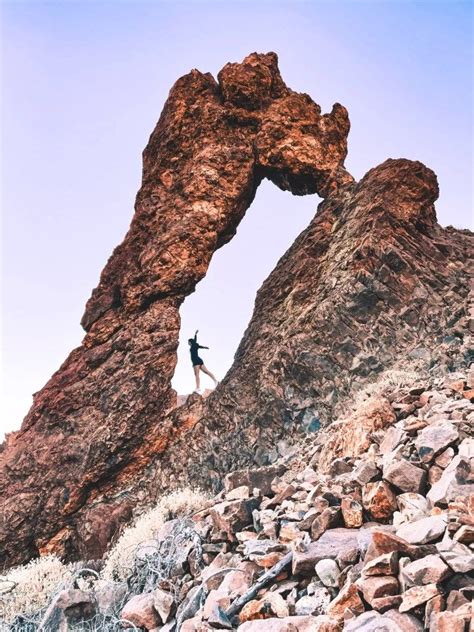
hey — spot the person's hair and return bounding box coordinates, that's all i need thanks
[188,338,194,344]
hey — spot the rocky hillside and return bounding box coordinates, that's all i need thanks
[0,52,472,570]
[2,370,472,630]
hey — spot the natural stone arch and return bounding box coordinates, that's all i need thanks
[0,52,353,566]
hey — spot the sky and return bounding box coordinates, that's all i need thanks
[1,0,473,439]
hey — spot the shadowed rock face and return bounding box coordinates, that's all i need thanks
[0,52,472,568]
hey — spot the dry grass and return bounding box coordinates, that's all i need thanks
[0,488,209,627]
[101,488,209,582]
[349,367,426,411]
[0,554,72,625]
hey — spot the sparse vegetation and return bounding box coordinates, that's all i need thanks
[0,554,72,626]
[102,488,209,582]
[0,488,209,628]
[350,366,427,410]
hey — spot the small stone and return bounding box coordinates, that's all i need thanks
[415,423,459,463]
[345,610,423,632]
[383,460,427,493]
[362,551,398,576]
[402,554,451,585]
[208,606,233,629]
[438,545,474,573]
[379,427,407,455]
[315,559,340,587]
[369,595,402,612]
[399,583,439,612]
[279,522,303,543]
[341,497,363,528]
[424,594,445,628]
[362,481,397,521]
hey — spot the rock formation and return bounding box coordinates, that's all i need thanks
[0,52,472,570]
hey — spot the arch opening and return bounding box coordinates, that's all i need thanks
[171,179,320,398]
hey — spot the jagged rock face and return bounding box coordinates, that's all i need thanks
[0,52,472,569]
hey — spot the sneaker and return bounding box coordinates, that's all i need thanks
[193,388,202,395]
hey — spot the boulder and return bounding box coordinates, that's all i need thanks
[362,551,398,576]
[326,582,364,622]
[237,615,340,632]
[383,460,426,494]
[224,466,287,496]
[359,575,399,606]
[292,528,360,575]
[399,584,440,612]
[341,497,363,528]
[396,514,447,544]
[401,554,451,585]
[239,592,289,622]
[121,593,161,630]
[345,609,423,631]
[314,559,341,587]
[427,456,474,505]
[210,498,260,540]
[415,423,459,463]
[362,482,397,521]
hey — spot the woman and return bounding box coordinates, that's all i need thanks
[188,330,218,393]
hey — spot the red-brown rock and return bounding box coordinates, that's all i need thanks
[1,50,472,569]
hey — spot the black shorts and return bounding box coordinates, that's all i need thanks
[192,358,203,367]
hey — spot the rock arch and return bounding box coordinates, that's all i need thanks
[0,52,353,566]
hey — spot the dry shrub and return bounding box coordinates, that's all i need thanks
[350,367,425,410]
[101,488,209,582]
[0,554,72,625]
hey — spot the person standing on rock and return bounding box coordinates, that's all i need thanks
[189,330,218,393]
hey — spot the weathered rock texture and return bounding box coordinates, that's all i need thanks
[0,52,472,569]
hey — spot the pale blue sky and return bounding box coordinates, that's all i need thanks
[1,0,472,438]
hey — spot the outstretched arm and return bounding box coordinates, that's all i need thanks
[198,345,209,349]
[193,329,198,342]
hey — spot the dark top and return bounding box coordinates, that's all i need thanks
[190,333,206,365]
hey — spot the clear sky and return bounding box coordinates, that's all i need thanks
[1,0,472,439]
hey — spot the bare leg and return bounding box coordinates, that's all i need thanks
[193,365,201,390]
[200,364,218,386]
